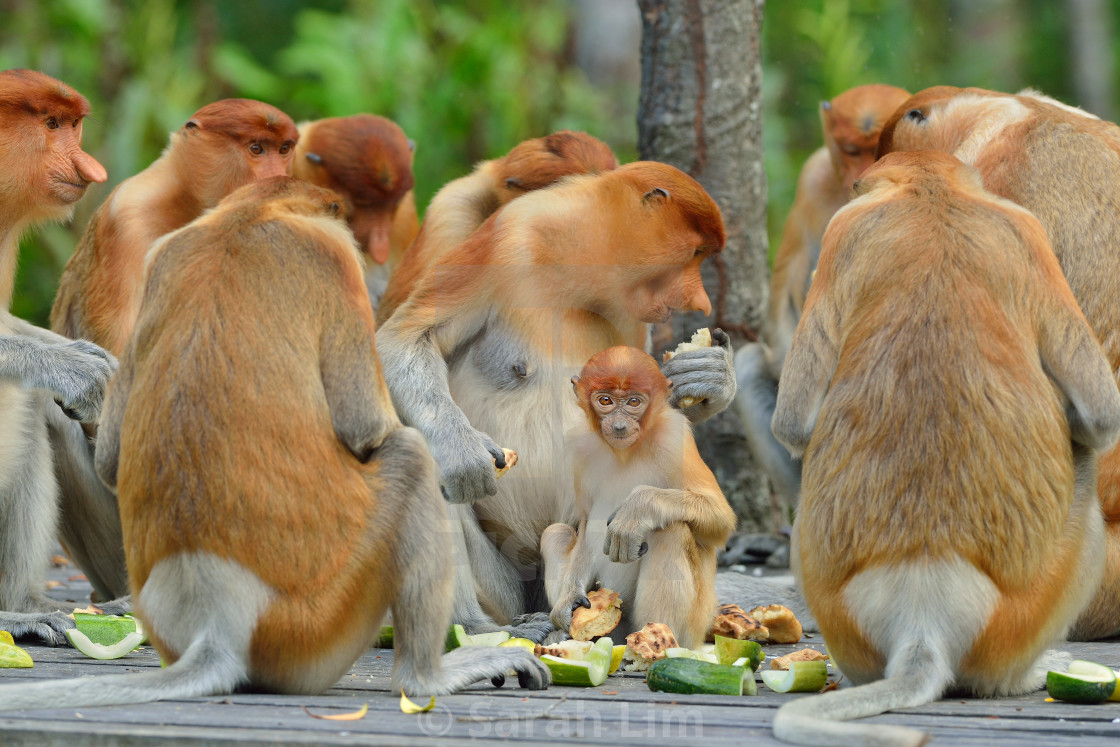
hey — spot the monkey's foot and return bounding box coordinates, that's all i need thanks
[504,612,555,644]
[0,610,75,646]
[89,595,132,616]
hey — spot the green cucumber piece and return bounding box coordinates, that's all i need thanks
[646,658,756,696]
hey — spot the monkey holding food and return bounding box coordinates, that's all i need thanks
[541,346,736,649]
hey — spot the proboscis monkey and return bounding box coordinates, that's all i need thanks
[376,130,620,323]
[292,114,418,307]
[0,177,550,711]
[769,151,1120,746]
[541,346,735,649]
[0,69,117,643]
[46,98,299,606]
[733,84,910,511]
[377,162,726,641]
[878,86,1120,641]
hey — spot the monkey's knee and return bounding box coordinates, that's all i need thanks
[540,523,577,561]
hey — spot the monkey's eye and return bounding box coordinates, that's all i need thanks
[841,144,861,156]
[597,395,613,407]
[627,397,642,407]
[248,142,265,155]
[72,119,79,128]
[45,117,60,130]
[279,142,292,155]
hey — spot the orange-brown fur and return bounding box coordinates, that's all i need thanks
[377,162,723,632]
[0,177,552,709]
[768,84,910,360]
[51,98,299,357]
[377,130,618,322]
[769,151,1120,746]
[879,86,1120,640]
[0,69,114,643]
[542,347,734,649]
[293,114,417,268]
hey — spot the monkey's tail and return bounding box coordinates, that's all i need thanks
[772,638,950,747]
[0,635,245,711]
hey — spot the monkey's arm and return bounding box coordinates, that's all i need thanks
[320,302,400,462]
[92,344,134,491]
[1038,294,1120,452]
[660,327,736,424]
[604,435,736,564]
[0,312,116,423]
[375,267,508,504]
[770,294,840,459]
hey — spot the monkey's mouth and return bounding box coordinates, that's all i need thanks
[606,431,640,450]
[53,179,90,203]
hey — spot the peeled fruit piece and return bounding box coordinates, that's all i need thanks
[760,660,828,693]
[609,644,626,674]
[65,629,143,660]
[714,635,764,670]
[770,649,830,671]
[0,631,13,645]
[0,642,33,668]
[499,637,536,651]
[539,636,612,687]
[1046,661,1117,704]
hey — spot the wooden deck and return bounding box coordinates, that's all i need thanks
[2,562,1119,745]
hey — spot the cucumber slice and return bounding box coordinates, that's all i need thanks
[444,624,472,651]
[73,612,139,647]
[65,629,143,660]
[714,635,764,670]
[469,631,512,647]
[1047,661,1117,704]
[541,636,612,686]
[760,660,828,693]
[647,658,756,695]
[0,642,33,668]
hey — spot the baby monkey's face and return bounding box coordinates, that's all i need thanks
[591,390,650,450]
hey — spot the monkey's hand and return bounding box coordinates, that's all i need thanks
[434,427,508,504]
[549,590,591,631]
[26,338,117,422]
[662,328,736,424]
[604,489,658,563]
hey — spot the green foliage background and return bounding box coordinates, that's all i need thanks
[0,0,1104,326]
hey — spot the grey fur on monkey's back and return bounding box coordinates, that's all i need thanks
[715,570,818,632]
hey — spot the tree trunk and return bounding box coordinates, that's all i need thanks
[1067,0,1116,121]
[637,0,774,530]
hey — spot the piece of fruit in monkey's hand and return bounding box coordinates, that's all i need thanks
[661,328,713,407]
[622,622,678,672]
[749,604,803,644]
[494,447,518,478]
[569,587,622,641]
[710,603,769,642]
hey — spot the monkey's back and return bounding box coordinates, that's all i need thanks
[115,206,392,610]
[798,184,1077,592]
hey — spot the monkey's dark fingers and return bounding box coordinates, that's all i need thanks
[518,665,550,690]
[1,611,75,646]
[638,542,648,558]
[507,611,555,644]
[660,351,731,376]
[711,327,732,349]
[491,674,506,688]
[487,442,507,470]
[574,595,591,610]
[54,398,82,421]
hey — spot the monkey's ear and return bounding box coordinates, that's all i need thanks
[506,177,525,191]
[328,201,341,217]
[407,138,416,152]
[666,378,675,391]
[305,152,324,165]
[183,119,200,130]
[820,100,831,112]
[571,376,580,393]
[642,187,670,205]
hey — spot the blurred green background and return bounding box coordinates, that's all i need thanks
[1,0,1111,326]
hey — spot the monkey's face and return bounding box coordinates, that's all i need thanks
[592,390,649,449]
